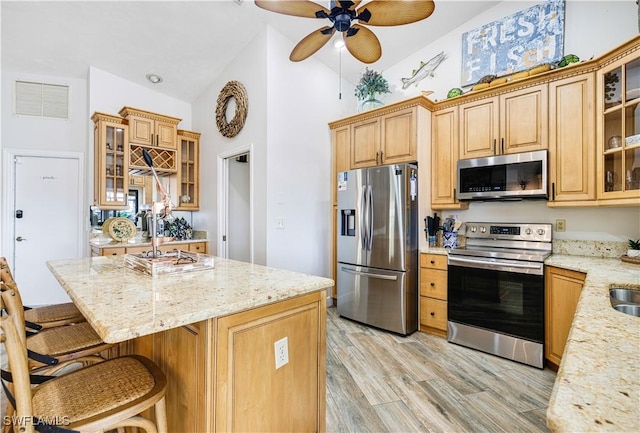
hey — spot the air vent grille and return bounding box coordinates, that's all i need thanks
[14,80,69,119]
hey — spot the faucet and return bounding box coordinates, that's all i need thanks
[142,150,173,258]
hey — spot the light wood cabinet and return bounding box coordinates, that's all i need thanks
[596,37,640,205]
[91,112,129,209]
[125,290,326,432]
[545,266,585,369]
[419,253,448,337]
[351,106,418,168]
[175,130,200,210]
[118,106,181,149]
[548,72,596,204]
[431,106,467,209]
[92,241,208,256]
[459,84,548,159]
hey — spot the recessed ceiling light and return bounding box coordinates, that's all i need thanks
[146,73,163,84]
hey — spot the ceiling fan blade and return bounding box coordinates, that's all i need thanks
[335,0,361,10]
[358,0,435,26]
[290,26,336,62]
[343,24,382,64]
[255,0,329,19]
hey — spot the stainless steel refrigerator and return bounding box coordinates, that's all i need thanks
[336,163,418,335]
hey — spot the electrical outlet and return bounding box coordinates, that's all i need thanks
[274,337,289,369]
[556,219,566,232]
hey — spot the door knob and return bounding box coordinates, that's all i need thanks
[16,236,27,242]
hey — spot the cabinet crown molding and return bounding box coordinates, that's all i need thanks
[118,106,182,125]
[177,129,202,139]
[91,111,126,124]
[329,95,435,129]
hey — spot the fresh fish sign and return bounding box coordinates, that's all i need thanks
[461,0,565,86]
[401,51,446,90]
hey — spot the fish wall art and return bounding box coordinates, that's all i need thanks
[401,51,447,90]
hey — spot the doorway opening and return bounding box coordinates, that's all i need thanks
[218,146,253,262]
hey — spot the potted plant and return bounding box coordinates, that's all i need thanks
[627,239,640,257]
[355,67,391,112]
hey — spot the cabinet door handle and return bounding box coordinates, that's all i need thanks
[380,151,383,163]
[501,137,505,154]
[430,282,435,286]
[375,151,379,164]
[430,260,435,264]
[156,134,159,147]
[430,312,435,316]
[552,182,556,201]
[493,139,496,154]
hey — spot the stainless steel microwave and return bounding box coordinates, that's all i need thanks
[456,150,548,200]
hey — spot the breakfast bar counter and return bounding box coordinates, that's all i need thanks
[47,256,334,432]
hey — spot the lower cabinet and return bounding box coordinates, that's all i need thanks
[545,266,586,368]
[123,290,326,432]
[91,241,208,256]
[419,253,448,337]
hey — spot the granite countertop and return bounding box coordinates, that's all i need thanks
[544,255,640,433]
[47,256,334,344]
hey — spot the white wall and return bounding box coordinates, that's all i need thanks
[264,27,353,276]
[1,71,88,257]
[191,26,353,277]
[385,1,639,102]
[379,0,640,244]
[191,27,270,265]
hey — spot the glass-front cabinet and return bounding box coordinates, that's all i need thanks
[92,112,129,209]
[598,42,640,202]
[175,130,200,210]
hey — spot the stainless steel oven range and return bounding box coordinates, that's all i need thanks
[447,222,552,368]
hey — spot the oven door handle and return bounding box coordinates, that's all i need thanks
[448,256,542,270]
[341,267,398,281]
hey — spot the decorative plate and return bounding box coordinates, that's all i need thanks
[108,217,136,242]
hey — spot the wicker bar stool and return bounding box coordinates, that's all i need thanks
[1,286,114,369]
[0,257,85,330]
[1,312,168,433]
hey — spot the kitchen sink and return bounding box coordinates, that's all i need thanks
[610,287,640,317]
[609,288,640,304]
[613,304,640,317]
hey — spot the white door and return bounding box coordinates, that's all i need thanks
[10,153,83,306]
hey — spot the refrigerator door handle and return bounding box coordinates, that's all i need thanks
[360,187,368,250]
[340,267,398,281]
[367,185,374,251]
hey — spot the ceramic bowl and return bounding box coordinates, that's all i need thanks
[627,249,640,258]
[608,136,622,149]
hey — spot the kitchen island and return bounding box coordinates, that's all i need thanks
[544,255,640,433]
[47,256,334,432]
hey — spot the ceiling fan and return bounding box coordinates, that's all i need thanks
[255,0,435,63]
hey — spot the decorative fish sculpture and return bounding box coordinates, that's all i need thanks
[401,51,447,90]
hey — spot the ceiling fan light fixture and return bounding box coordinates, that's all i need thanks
[334,39,345,49]
[146,73,163,84]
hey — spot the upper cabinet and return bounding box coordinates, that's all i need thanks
[119,106,181,149]
[596,38,640,204]
[174,130,201,210]
[460,84,548,159]
[330,97,432,172]
[548,72,596,204]
[91,112,129,209]
[431,106,466,210]
[351,107,417,168]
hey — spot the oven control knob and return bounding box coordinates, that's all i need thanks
[525,228,533,235]
[480,226,486,233]
[537,229,545,235]
[470,226,477,233]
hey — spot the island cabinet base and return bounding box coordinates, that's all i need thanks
[122,290,327,432]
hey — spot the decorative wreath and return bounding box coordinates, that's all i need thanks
[215,81,248,138]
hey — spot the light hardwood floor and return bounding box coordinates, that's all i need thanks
[326,306,557,433]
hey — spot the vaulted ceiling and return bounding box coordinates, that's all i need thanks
[2,1,499,102]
